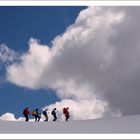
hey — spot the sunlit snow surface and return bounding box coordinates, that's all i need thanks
[0,115,140,133]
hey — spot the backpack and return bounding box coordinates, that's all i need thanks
[63,108,67,114]
[43,111,46,115]
[51,110,55,115]
[23,109,29,115]
[32,110,37,116]
[23,110,26,115]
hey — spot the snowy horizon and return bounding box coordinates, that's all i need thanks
[1,114,140,134]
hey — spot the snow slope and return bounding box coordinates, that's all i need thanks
[0,115,140,133]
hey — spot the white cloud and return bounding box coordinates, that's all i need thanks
[0,113,17,121]
[6,38,52,89]
[43,99,119,121]
[4,7,133,120]
[0,44,19,65]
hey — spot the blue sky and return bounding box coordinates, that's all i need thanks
[0,6,86,118]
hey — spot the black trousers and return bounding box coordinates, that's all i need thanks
[24,114,29,121]
[65,114,70,121]
[53,114,57,121]
[35,115,40,121]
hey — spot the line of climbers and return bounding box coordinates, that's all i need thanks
[23,107,70,122]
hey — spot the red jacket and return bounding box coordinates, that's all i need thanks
[23,108,30,115]
[63,108,69,115]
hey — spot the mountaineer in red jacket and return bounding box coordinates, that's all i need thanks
[63,107,70,121]
[23,107,30,121]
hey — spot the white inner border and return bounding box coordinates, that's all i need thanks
[0,1,140,139]
[1,134,140,139]
[0,1,139,6]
